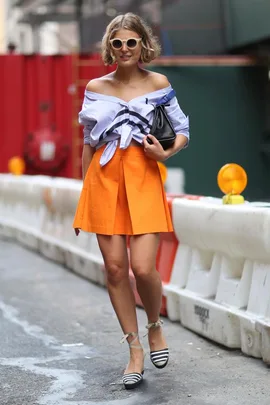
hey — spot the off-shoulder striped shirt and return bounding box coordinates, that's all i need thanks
[78,84,189,166]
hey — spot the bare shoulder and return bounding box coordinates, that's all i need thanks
[86,79,103,93]
[148,72,170,90]
[85,74,114,93]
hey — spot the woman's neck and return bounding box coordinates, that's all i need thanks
[114,65,144,84]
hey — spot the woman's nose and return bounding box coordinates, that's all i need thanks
[122,42,128,51]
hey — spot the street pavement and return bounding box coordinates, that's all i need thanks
[0,238,269,405]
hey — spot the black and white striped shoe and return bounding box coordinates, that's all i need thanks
[145,320,169,369]
[150,348,169,369]
[120,332,145,390]
[122,370,144,390]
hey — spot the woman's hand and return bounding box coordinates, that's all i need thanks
[74,228,80,236]
[143,135,168,161]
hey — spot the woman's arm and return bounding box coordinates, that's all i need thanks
[82,144,95,180]
[144,73,190,161]
[143,133,187,162]
[163,134,188,160]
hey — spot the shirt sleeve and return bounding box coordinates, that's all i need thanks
[83,124,95,145]
[78,94,97,145]
[165,96,190,147]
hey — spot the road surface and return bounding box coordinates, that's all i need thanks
[0,238,269,405]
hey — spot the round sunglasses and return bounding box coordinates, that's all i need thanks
[109,38,142,50]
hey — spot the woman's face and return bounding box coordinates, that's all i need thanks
[110,29,142,66]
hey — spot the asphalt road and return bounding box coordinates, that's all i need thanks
[0,238,269,405]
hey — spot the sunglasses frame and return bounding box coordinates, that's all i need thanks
[109,37,142,50]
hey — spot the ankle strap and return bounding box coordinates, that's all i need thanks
[143,319,163,337]
[120,332,142,349]
[120,332,137,344]
[146,319,163,330]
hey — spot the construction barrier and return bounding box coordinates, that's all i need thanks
[165,198,270,365]
[0,174,270,365]
[0,174,106,286]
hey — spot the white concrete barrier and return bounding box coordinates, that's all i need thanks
[164,198,270,364]
[1,174,270,365]
[0,174,105,287]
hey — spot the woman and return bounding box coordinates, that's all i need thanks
[73,13,189,390]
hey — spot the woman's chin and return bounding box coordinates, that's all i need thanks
[117,57,138,67]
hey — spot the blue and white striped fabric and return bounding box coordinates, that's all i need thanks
[78,85,189,166]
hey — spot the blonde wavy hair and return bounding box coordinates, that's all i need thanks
[101,13,161,65]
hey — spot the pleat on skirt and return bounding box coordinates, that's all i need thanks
[73,145,173,235]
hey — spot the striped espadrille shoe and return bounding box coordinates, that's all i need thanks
[122,370,144,390]
[120,332,144,390]
[145,320,169,369]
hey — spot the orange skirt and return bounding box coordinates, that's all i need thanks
[73,145,173,235]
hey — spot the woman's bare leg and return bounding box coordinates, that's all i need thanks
[130,233,167,352]
[97,234,144,374]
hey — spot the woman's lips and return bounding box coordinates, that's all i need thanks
[120,55,131,60]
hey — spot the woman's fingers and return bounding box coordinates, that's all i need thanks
[146,134,159,145]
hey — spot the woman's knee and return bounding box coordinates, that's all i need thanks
[105,260,128,285]
[132,262,156,281]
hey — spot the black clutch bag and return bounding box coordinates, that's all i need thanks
[147,88,177,150]
[147,103,176,150]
